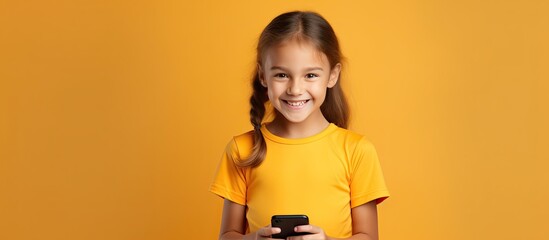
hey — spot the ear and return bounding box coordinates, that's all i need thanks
[257,63,267,87]
[327,63,341,88]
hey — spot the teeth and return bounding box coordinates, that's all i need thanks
[286,100,307,106]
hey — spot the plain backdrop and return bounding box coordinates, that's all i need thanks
[1,0,548,239]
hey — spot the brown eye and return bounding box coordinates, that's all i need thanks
[275,73,288,78]
[306,73,318,78]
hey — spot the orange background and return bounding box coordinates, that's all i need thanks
[1,1,548,239]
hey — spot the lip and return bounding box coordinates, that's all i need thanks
[282,99,310,109]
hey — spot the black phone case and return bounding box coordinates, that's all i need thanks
[271,215,310,239]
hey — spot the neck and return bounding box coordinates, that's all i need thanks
[267,116,330,139]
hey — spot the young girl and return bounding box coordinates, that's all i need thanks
[211,11,389,240]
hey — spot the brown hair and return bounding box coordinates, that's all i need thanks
[237,11,349,168]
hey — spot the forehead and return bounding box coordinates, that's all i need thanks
[263,39,329,69]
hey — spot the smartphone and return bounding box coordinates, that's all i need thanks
[271,215,310,239]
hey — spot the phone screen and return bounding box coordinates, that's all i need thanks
[271,215,310,239]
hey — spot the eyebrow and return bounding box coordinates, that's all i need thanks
[270,66,324,71]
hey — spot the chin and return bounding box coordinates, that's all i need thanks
[280,115,310,124]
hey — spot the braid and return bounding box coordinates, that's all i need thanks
[236,73,268,167]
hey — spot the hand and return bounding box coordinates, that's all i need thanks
[243,225,282,240]
[287,225,330,240]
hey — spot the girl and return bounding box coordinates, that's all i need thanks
[211,11,389,240]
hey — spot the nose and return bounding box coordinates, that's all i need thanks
[286,79,304,95]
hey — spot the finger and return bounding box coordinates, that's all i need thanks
[257,226,281,237]
[271,227,281,234]
[294,224,319,233]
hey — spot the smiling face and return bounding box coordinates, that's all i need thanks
[259,39,341,130]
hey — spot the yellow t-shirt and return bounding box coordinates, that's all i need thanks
[210,123,389,238]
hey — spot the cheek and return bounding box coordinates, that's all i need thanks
[265,85,280,101]
[268,92,276,101]
[267,83,285,95]
[311,83,329,96]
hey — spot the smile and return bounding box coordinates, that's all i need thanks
[283,100,310,107]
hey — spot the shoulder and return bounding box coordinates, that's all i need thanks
[225,130,255,163]
[231,129,254,145]
[327,127,378,164]
[330,127,375,151]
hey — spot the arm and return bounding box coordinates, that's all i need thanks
[292,200,379,240]
[219,199,281,240]
[218,198,246,240]
[347,200,379,240]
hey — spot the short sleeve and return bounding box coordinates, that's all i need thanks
[209,138,248,205]
[349,138,390,208]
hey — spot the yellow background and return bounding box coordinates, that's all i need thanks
[1,0,548,239]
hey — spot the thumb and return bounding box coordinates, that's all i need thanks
[258,226,281,237]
